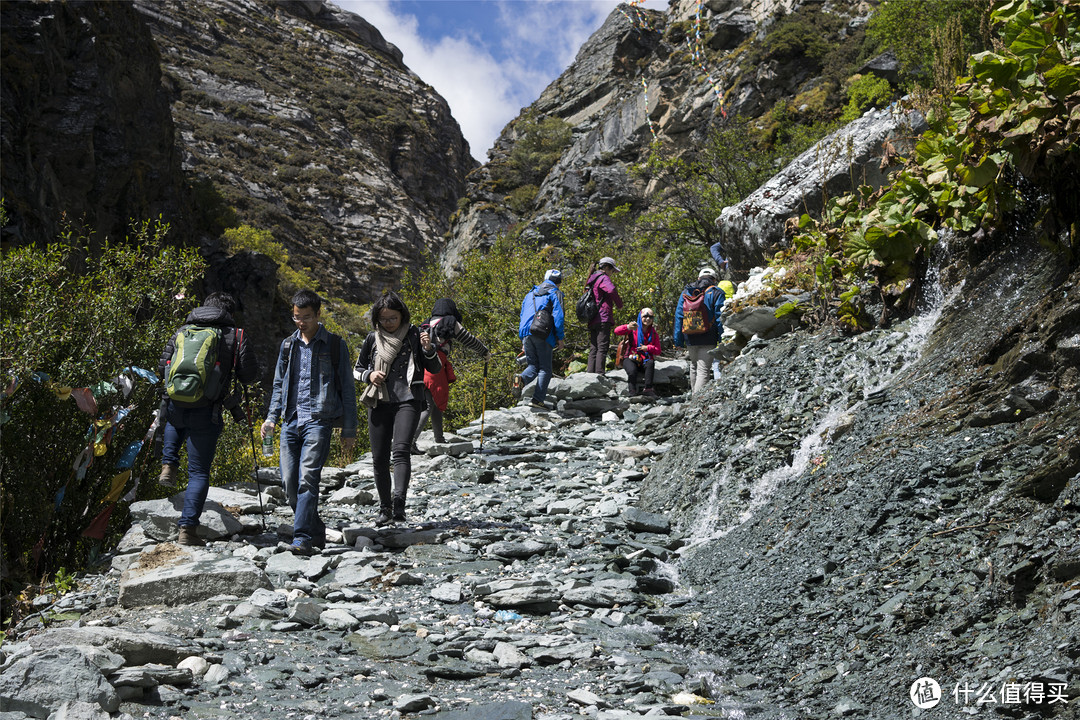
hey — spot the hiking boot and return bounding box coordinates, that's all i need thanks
[512,374,524,398]
[288,539,314,556]
[529,398,549,410]
[158,464,177,486]
[375,507,393,527]
[642,388,658,397]
[177,526,205,547]
[392,496,406,522]
[410,443,423,455]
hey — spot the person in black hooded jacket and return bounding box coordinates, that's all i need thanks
[412,298,488,450]
[157,292,258,546]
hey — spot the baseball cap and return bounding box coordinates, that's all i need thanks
[544,269,562,285]
[599,256,620,272]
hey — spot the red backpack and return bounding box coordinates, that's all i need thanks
[681,286,714,335]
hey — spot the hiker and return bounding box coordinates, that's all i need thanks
[710,240,730,273]
[585,257,623,374]
[613,307,661,397]
[516,269,566,409]
[354,291,441,525]
[673,267,725,396]
[262,289,357,553]
[413,298,489,450]
[159,292,258,546]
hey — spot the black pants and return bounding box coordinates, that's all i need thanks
[369,398,421,509]
[588,322,613,373]
[623,358,655,394]
[414,388,445,444]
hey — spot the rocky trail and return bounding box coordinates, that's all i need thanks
[2,246,1078,720]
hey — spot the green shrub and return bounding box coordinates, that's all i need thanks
[0,216,203,587]
[506,185,540,214]
[491,112,572,191]
[865,0,989,91]
[840,74,896,123]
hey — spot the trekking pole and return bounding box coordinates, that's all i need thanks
[241,384,267,532]
[479,360,488,450]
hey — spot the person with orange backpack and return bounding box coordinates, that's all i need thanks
[673,267,725,396]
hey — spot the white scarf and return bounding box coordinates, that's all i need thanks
[360,323,413,409]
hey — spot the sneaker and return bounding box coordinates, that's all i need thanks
[288,539,314,556]
[177,526,205,547]
[529,398,548,410]
[158,464,177,486]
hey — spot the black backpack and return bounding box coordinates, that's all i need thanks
[575,276,600,323]
[529,288,554,338]
[424,315,457,351]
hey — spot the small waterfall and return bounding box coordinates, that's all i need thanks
[682,233,964,549]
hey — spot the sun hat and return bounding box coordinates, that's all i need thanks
[698,266,717,279]
[599,256,620,272]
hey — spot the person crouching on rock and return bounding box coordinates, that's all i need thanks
[413,298,489,452]
[614,307,660,397]
[354,291,441,526]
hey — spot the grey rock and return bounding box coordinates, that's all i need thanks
[715,106,928,268]
[118,555,271,607]
[485,539,554,559]
[127,497,243,542]
[394,694,436,712]
[622,508,671,534]
[431,582,464,603]
[0,648,119,718]
[427,700,533,720]
[27,628,201,666]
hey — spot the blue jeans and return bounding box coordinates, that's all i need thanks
[162,404,223,529]
[521,335,554,402]
[280,419,333,545]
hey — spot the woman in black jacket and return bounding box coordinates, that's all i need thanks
[354,292,441,525]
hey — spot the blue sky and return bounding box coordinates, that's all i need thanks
[336,1,666,162]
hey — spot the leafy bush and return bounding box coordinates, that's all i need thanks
[491,112,572,191]
[840,74,896,123]
[865,0,990,90]
[769,0,1078,330]
[0,216,203,588]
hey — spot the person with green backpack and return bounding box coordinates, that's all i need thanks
[158,292,259,546]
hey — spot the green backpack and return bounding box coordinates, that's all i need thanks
[165,325,227,407]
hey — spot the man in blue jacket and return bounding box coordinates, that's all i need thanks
[262,289,357,553]
[673,267,725,396]
[516,270,566,409]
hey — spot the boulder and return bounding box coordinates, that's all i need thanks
[118,555,271,608]
[715,106,927,268]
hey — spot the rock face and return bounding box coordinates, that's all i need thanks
[443,0,879,274]
[133,0,476,300]
[1,0,475,307]
[715,104,928,268]
[0,1,190,249]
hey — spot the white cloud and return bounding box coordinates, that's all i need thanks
[336,1,668,162]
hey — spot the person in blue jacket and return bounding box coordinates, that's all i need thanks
[516,269,566,408]
[673,267,725,396]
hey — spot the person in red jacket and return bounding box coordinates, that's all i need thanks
[585,256,623,374]
[614,308,661,396]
